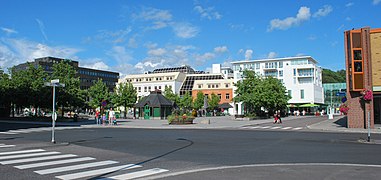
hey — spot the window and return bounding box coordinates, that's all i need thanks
[159,86,161,90]
[279,61,283,68]
[154,86,157,90]
[293,69,296,76]
[216,84,219,88]
[144,87,147,92]
[198,84,202,88]
[226,93,230,99]
[279,70,283,77]
[225,84,229,88]
[208,84,211,88]
[218,94,222,99]
[288,90,292,98]
[300,89,304,99]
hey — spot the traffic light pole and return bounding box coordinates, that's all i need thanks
[52,83,56,143]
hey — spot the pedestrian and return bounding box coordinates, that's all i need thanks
[277,110,282,124]
[108,108,115,125]
[273,111,279,124]
[95,110,100,125]
[102,113,106,126]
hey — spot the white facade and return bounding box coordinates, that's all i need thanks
[212,64,234,79]
[119,72,186,99]
[231,56,324,115]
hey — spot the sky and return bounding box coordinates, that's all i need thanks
[1,0,381,76]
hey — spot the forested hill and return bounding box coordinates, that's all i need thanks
[322,69,346,83]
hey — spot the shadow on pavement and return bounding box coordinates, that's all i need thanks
[334,116,347,127]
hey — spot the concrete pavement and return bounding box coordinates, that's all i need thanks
[83,114,381,134]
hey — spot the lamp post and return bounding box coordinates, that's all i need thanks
[45,79,65,143]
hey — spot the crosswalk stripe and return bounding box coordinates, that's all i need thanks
[249,126,261,129]
[35,160,119,175]
[0,145,16,148]
[0,151,60,160]
[293,127,303,130]
[106,168,169,180]
[1,154,77,165]
[270,127,281,129]
[55,164,142,180]
[281,127,292,130]
[15,157,96,169]
[260,126,271,129]
[0,132,17,134]
[0,149,45,156]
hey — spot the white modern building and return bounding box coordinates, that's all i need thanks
[212,64,234,79]
[231,56,324,115]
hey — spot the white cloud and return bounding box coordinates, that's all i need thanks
[268,6,311,31]
[214,46,228,53]
[194,52,216,65]
[148,48,167,56]
[90,28,132,44]
[345,17,352,21]
[172,22,200,38]
[245,49,253,60]
[107,46,134,63]
[80,59,111,71]
[345,2,354,7]
[35,19,48,41]
[307,35,317,40]
[132,7,172,29]
[337,24,345,32]
[296,53,305,57]
[373,0,381,5]
[0,38,81,69]
[313,5,333,18]
[267,52,277,59]
[1,27,18,35]
[194,5,222,20]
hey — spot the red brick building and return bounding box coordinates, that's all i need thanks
[344,27,381,128]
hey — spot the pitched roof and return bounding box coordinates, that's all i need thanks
[134,90,174,108]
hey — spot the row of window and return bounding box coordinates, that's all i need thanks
[294,68,314,77]
[80,78,116,85]
[135,85,172,92]
[126,76,175,82]
[204,93,230,100]
[291,59,312,65]
[79,70,119,79]
[288,89,305,99]
[264,62,283,69]
[197,83,230,89]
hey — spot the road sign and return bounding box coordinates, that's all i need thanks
[102,100,107,107]
[336,92,346,96]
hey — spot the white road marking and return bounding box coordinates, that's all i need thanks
[55,164,142,180]
[1,154,77,165]
[0,149,45,156]
[15,157,95,169]
[146,163,381,180]
[281,127,292,130]
[106,168,169,180]
[293,127,303,130]
[260,126,271,129]
[0,145,16,148]
[270,127,281,129]
[0,132,17,135]
[35,160,119,175]
[0,151,60,160]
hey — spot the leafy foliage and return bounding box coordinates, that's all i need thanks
[112,82,137,118]
[208,93,220,110]
[234,70,290,115]
[163,86,180,105]
[179,91,193,110]
[322,69,346,83]
[193,91,205,110]
[87,78,110,110]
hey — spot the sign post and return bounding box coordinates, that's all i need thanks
[45,79,65,143]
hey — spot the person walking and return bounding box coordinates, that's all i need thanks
[108,108,115,125]
[277,110,282,124]
[95,110,100,125]
[273,111,279,124]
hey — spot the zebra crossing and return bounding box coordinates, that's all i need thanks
[240,125,304,131]
[0,126,82,135]
[0,147,169,179]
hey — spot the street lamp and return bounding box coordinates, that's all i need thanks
[45,79,65,143]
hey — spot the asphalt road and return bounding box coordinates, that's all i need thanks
[1,121,381,179]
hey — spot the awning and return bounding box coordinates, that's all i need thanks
[287,104,299,108]
[218,103,233,109]
[299,103,319,107]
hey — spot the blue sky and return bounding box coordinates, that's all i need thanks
[1,0,381,76]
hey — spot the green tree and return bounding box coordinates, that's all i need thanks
[208,93,220,111]
[88,78,110,112]
[259,76,290,113]
[193,91,205,110]
[112,82,137,118]
[233,70,262,114]
[179,91,193,110]
[163,86,180,105]
[0,69,12,117]
[322,69,346,83]
[52,60,84,116]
